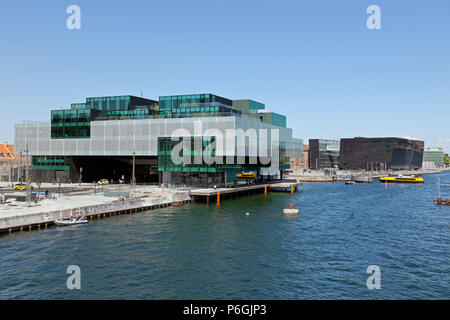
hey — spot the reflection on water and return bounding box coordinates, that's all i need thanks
[0,173,449,299]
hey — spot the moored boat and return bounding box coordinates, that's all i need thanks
[352,174,373,184]
[236,172,257,179]
[55,217,89,226]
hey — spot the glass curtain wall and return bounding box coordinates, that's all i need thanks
[51,109,92,139]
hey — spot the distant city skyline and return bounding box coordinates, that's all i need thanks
[1,0,449,151]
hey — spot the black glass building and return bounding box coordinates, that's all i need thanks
[338,137,424,170]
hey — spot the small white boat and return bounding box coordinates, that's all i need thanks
[345,181,356,185]
[283,208,299,215]
[55,217,88,227]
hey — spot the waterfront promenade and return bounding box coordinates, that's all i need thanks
[0,180,300,233]
[1,168,448,234]
[0,185,190,234]
[289,168,450,182]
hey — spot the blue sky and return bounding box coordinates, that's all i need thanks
[1,0,449,151]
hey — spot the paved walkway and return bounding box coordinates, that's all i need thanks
[0,186,189,219]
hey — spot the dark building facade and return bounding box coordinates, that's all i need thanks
[308,139,340,169]
[339,137,424,170]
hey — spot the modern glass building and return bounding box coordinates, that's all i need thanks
[308,139,340,169]
[423,147,444,168]
[14,93,302,186]
[339,137,424,170]
[51,96,158,139]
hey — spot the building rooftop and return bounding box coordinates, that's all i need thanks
[425,146,443,151]
[0,142,18,161]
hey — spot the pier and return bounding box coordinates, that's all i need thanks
[0,197,191,234]
[189,181,302,204]
[0,188,191,235]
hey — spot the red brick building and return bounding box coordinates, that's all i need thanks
[290,144,309,170]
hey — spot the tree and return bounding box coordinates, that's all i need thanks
[444,153,450,166]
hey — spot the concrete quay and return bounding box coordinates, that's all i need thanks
[0,186,191,235]
[289,168,450,183]
[0,179,303,233]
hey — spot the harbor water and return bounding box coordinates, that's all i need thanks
[0,172,449,299]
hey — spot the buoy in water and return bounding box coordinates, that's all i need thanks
[283,208,299,215]
[245,212,250,216]
[284,203,298,215]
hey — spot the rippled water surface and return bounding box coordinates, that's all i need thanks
[0,173,449,299]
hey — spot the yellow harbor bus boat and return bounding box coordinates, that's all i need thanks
[236,173,257,179]
[379,174,424,184]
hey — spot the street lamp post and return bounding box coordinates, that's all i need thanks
[25,145,31,206]
[19,151,22,183]
[132,151,136,188]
